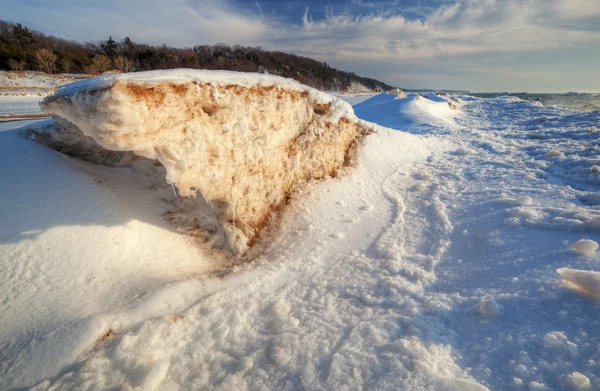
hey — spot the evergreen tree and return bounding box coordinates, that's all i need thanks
[101,36,117,59]
[12,23,35,48]
[122,36,135,52]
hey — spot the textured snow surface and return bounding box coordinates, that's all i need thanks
[353,92,461,128]
[2,84,600,390]
[49,69,347,107]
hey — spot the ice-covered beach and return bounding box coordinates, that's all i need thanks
[1,72,600,391]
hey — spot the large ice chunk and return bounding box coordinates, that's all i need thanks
[40,70,369,253]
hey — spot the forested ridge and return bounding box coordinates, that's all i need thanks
[0,19,393,91]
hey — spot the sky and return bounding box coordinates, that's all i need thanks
[2,0,600,92]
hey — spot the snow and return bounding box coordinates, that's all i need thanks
[353,91,461,128]
[0,71,87,89]
[546,149,565,158]
[476,297,501,319]
[567,372,591,390]
[0,123,225,387]
[571,239,599,255]
[557,268,600,297]
[327,91,379,106]
[49,69,346,108]
[0,95,44,116]
[2,74,600,390]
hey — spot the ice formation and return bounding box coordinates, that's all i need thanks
[557,268,600,297]
[546,149,564,158]
[571,239,599,255]
[476,297,500,319]
[40,70,370,253]
[567,372,591,390]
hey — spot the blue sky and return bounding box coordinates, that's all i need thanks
[2,0,600,92]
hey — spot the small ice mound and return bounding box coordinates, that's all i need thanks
[571,239,599,255]
[476,297,500,319]
[566,372,591,390]
[590,165,600,174]
[442,377,490,391]
[454,147,472,156]
[546,150,564,158]
[416,170,433,181]
[543,331,578,355]
[386,88,407,98]
[557,268,600,297]
[504,217,521,226]
[415,182,428,191]
[519,196,534,206]
[528,381,552,391]
[588,126,598,133]
[497,194,533,206]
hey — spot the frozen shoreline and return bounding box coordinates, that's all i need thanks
[1,78,600,389]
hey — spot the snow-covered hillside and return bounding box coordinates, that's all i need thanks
[1,73,599,390]
[0,71,88,90]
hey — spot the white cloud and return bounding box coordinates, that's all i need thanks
[2,0,599,91]
[271,0,600,62]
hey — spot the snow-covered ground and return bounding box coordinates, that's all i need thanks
[0,71,87,90]
[0,95,44,116]
[1,82,600,390]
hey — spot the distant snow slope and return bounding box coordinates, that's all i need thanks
[2,85,600,390]
[0,71,87,89]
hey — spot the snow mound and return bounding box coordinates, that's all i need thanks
[353,91,460,129]
[557,268,600,297]
[543,331,578,356]
[40,70,370,253]
[476,297,500,319]
[546,149,564,158]
[387,88,407,98]
[567,372,591,390]
[571,239,599,255]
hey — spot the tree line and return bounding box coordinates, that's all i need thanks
[0,20,393,91]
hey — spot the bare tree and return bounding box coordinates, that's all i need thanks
[7,58,27,71]
[35,48,57,73]
[60,57,72,73]
[114,55,134,72]
[83,54,113,75]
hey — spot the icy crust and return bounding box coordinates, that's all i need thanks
[41,71,368,252]
[49,69,350,110]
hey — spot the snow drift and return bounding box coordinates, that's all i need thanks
[353,91,460,129]
[40,70,370,253]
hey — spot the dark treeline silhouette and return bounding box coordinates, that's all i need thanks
[0,20,393,91]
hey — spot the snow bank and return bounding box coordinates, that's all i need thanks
[41,70,369,253]
[557,268,600,297]
[353,91,460,129]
